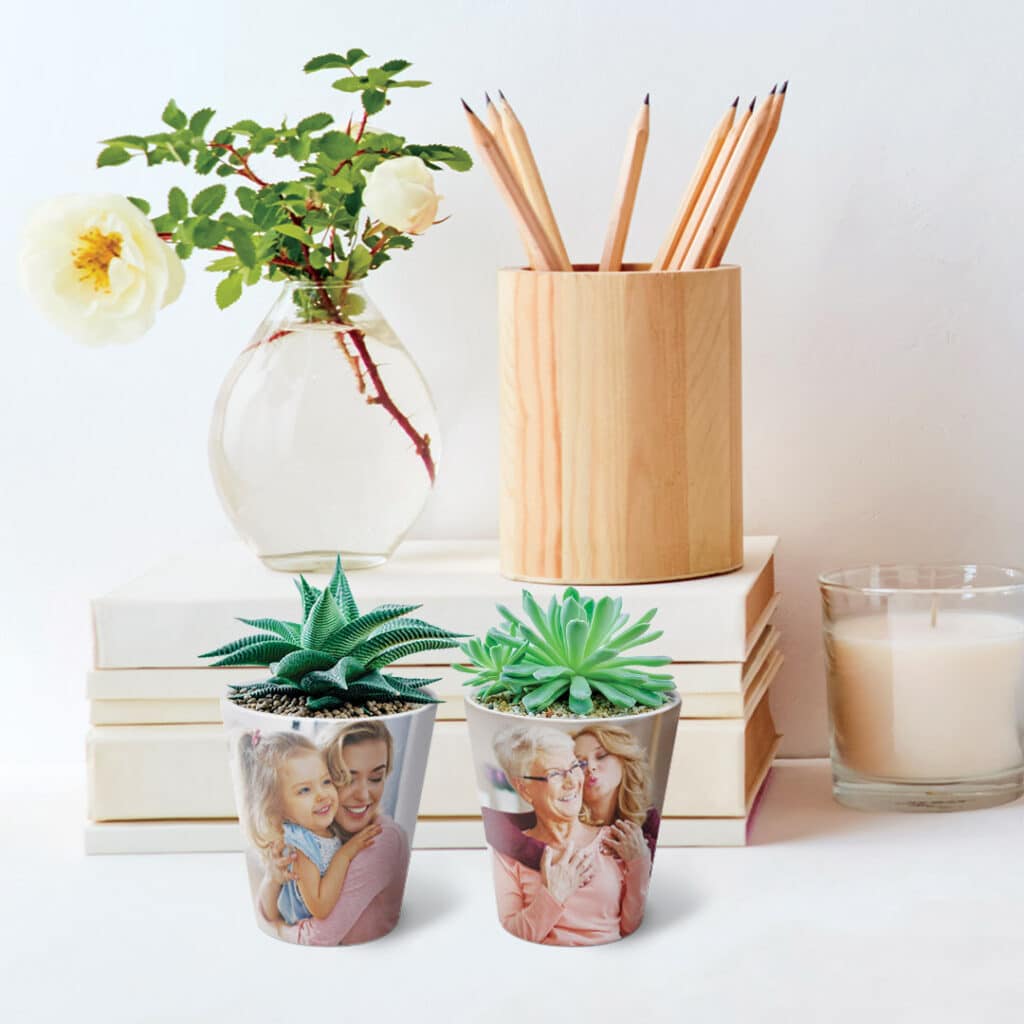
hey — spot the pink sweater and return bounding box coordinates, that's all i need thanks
[279,815,410,946]
[492,826,649,946]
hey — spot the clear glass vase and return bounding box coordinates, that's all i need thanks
[209,280,440,572]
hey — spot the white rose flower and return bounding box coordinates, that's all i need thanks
[18,193,185,346]
[362,155,440,235]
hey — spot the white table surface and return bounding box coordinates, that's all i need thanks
[6,759,1023,1023]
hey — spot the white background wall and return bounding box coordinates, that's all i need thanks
[4,0,1024,765]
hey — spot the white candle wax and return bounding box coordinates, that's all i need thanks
[827,610,1024,780]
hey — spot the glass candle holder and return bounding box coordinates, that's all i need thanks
[819,564,1024,812]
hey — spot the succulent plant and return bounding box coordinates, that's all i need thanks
[202,558,465,712]
[455,588,675,715]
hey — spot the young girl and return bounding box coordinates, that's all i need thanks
[236,730,378,926]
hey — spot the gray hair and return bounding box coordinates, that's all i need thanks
[492,724,575,782]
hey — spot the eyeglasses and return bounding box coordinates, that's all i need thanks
[519,760,587,784]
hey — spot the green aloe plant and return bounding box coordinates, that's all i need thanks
[455,588,675,715]
[202,558,465,711]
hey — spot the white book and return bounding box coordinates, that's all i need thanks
[92,537,778,668]
[86,659,781,823]
[86,625,780,725]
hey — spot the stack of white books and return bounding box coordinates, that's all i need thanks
[85,537,780,853]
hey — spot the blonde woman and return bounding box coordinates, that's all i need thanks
[573,724,657,872]
[260,720,410,945]
[490,724,649,945]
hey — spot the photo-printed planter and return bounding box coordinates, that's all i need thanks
[221,698,437,945]
[465,693,681,946]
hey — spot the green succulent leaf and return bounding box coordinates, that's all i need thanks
[294,576,318,618]
[273,648,340,680]
[327,557,360,621]
[364,638,463,671]
[300,587,344,650]
[568,675,594,715]
[236,617,301,642]
[204,639,301,667]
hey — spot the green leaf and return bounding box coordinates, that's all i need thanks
[246,265,262,286]
[151,214,176,233]
[302,587,344,649]
[296,112,334,134]
[236,617,301,642]
[204,638,298,667]
[273,648,337,680]
[101,135,149,150]
[206,255,241,272]
[294,576,318,617]
[332,76,366,93]
[388,80,431,89]
[380,59,411,73]
[327,557,360,620]
[227,227,256,267]
[162,99,187,130]
[318,130,357,161]
[568,675,594,715]
[189,107,216,136]
[274,223,314,245]
[309,249,326,269]
[127,196,151,215]
[175,242,193,260]
[97,146,131,168]
[406,144,473,172]
[231,119,263,135]
[522,677,571,712]
[367,68,391,88]
[167,187,189,221]
[192,218,225,248]
[215,271,243,309]
[236,186,258,213]
[346,48,369,65]
[195,151,219,175]
[348,244,372,278]
[362,89,387,114]
[364,639,463,671]
[304,53,351,72]
[192,184,227,216]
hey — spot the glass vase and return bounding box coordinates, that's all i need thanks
[209,280,440,572]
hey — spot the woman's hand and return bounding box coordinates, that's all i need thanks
[540,842,595,904]
[601,820,650,867]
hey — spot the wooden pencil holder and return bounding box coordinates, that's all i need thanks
[498,263,743,584]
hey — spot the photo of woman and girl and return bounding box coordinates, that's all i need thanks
[235,720,410,945]
[485,723,659,946]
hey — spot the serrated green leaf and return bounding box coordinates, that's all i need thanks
[318,131,357,161]
[274,222,314,245]
[364,638,462,671]
[273,648,337,680]
[175,242,193,260]
[388,79,431,89]
[346,48,369,65]
[189,107,216,136]
[162,99,187,130]
[380,59,411,73]
[227,227,256,267]
[235,186,258,213]
[332,77,366,93]
[215,271,243,309]
[192,184,227,216]
[97,146,131,168]
[204,638,298,667]
[151,214,176,233]
[127,196,151,215]
[362,89,387,114]
[167,187,188,221]
[193,217,225,247]
[101,135,149,150]
[294,576,318,617]
[296,112,334,134]
[206,255,241,272]
[301,586,344,649]
[231,119,263,135]
[304,53,351,72]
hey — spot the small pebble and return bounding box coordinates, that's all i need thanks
[228,692,418,719]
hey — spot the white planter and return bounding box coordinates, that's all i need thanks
[221,699,436,945]
[465,693,680,947]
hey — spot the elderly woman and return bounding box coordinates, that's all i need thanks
[259,720,410,945]
[490,724,650,946]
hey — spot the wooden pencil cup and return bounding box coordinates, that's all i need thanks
[498,263,743,584]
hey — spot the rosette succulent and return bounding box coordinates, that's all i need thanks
[202,558,464,711]
[456,588,675,715]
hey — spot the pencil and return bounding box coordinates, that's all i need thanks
[681,94,773,270]
[486,93,542,269]
[670,97,753,270]
[599,94,651,272]
[462,100,564,271]
[704,80,787,268]
[498,92,572,270]
[652,98,737,271]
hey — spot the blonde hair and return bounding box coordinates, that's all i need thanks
[492,724,574,783]
[321,720,394,789]
[235,730,321,857]
[574,724,650,827]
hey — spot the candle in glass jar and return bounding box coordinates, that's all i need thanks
[827,610,1024,779]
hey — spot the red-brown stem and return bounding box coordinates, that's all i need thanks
[344,326,436,483]
[243,327,292,353]
[355,110,369,142]
[156,234,300,271]
[208,143,270,188]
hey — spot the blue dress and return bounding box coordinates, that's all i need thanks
[277,822,343,924]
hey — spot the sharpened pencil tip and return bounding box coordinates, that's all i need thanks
[780,80,789,94]
[644,93,650,105]
[748,97,756,112]
[770,83,777,95]
[461,98,474,114]
[484,92,493,106]
[498,89,508,102]
[732,96,739,108]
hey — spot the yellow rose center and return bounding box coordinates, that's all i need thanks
[71,227,124,293]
